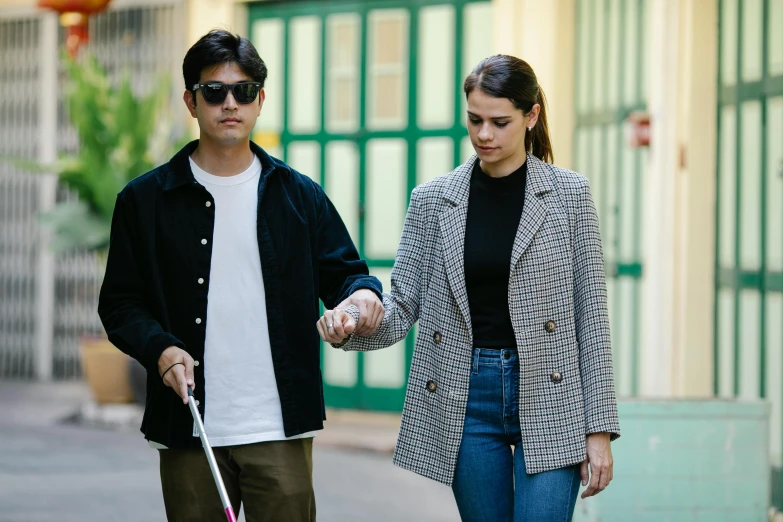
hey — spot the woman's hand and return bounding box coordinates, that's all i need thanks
[316,308,356,344]
[580,432,613,498]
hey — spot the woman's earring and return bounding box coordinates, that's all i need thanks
[527,126,533,131]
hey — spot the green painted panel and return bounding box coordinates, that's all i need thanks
[249,0,487,412]
[574,0,646,397]
[715,0,783,508]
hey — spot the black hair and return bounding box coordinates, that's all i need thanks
[183,30,268,99]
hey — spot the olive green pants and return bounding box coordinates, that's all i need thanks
[158,438,315,522]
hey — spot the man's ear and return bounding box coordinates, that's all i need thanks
[184,90,198,118]
[256,89,265,116]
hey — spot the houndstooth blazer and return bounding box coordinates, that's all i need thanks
[338,152,620,486]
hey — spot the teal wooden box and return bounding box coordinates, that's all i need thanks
[572,400,770,522]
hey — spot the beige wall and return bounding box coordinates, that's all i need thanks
[493,0,575,170]
[186,0,244,48]
[0,0,34,7]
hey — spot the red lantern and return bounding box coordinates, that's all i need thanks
[37,0,111,56]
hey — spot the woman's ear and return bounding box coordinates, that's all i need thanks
[526,103,541,130]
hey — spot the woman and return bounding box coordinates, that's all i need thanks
[318,55,620,521]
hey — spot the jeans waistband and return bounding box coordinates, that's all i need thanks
[471,348,518,372]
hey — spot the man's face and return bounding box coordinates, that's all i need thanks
[184,62,264,146]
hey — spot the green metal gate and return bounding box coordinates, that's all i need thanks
[715,0,783,499]
[573,0,649,397]
[247,0,493,411]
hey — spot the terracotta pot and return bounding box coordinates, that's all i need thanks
[79,336,134,404]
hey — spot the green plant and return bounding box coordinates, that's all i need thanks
[14,54,188,252]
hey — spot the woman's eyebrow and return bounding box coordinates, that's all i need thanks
[467,111,512,120]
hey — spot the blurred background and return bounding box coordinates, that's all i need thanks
[0,0,780,520]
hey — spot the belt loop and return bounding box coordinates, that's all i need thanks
[472,348,480,375]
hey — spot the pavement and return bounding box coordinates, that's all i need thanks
[0,379,459,522]
[0,379,401,454]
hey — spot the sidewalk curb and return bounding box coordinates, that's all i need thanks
[315,408,400,455]
[61,400,402,455]
[63,401,144,431]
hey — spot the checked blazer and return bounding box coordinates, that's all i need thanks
[338,152,621,486]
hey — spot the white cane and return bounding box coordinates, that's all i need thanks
[186,387,237,522]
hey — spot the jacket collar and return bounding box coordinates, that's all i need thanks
[162,140,289,191]
[442,152,554,206]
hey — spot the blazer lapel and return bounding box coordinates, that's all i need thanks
[438,158,474,332]
[509,153,554,272]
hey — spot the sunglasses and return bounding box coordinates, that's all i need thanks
[191,82,262,105]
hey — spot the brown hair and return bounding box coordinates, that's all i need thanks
[463,55,553,163]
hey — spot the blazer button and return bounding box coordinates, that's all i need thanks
[433,331,442,344]
[545,320,556,333]
[550,371,563,383]
[426,380,437,393]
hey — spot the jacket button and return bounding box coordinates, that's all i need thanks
[201,238,208,245]
[205,201,212,207]
[545,320,556,333]
[433,331,442,344]
[195,318,202,325]
[194,360,200,367]
[550,371,563,383]
[426,380,437,393]
[197,278,204,284]
[195,400,200,406]
[503,352,511,360]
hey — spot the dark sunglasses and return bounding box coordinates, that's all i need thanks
[191,82,262,105]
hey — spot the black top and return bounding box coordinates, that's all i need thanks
[464,159,527,348]
[98,140,381,448]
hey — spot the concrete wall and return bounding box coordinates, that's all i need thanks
[574,400,770,521]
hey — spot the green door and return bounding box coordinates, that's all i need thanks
[573,0,649,397]
[247,0,493,411]
[715,0,783,506]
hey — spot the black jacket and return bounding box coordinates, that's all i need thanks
[98,140,381,448]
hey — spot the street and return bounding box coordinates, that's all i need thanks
[0,382,459,522]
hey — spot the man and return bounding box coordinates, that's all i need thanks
[98,30,383,521]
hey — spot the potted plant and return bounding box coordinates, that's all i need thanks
[12,54,186,404]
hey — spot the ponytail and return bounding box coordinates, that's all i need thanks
[526,86,553,163]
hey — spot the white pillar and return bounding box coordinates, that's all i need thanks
[640,0,680,397]
[34,12,58,381]
[675,0,718,398]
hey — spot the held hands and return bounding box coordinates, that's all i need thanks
[317,308,356,344]
[335,289,384,336]
[580,432,614,498]
[158,346,195,404]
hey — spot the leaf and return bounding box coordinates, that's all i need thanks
[27,52,185,253]
[38,200,111,252]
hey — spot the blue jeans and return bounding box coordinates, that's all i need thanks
[452,348,581,522]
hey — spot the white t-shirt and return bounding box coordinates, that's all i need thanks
[182,156,314,447]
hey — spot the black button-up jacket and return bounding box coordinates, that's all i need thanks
[98,140,382,448]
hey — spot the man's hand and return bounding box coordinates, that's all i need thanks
[316,308,356,344]
[336,289,384,336]
[580,432,614,498]
[158,347,195,404]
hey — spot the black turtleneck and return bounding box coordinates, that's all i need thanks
[464,159,527,349]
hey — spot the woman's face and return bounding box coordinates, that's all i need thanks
[466,88,539,176]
